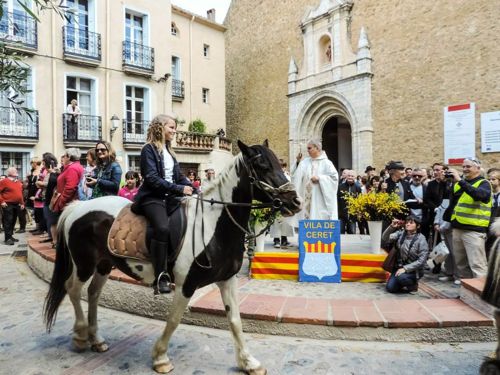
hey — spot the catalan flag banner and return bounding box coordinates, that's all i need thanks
[298,220,341,283]
[250,252,387,282]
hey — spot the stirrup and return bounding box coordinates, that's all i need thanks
[154,271,174,295]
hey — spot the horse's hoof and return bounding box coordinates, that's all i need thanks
[153,361,174,374]
[72,338,88,352]
[91,342,109,353]
[248,367,267,375]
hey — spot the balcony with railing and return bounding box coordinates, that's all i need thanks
[122,119,148,148]
[62,113,102,144]
[122,41,154,76]
[0,106,38,144]
[0,11,37,52]
[172,79,184,100]
[63,26,101,65]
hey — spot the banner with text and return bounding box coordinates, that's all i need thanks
[298,220,341,283]
[444,103,475,165]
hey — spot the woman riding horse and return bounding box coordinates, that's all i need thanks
[132,114,194,294]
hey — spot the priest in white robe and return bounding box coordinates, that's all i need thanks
[291,139,339,226]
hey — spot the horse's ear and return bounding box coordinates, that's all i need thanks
[237,140,250,154]
[262,139,269,148]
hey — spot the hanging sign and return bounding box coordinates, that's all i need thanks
[481,111,500,153]
[443,103,475,165]
[298,220,341,283]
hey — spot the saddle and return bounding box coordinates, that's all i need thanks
[107,201,189,262]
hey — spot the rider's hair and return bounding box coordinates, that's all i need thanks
[147,114,177,156]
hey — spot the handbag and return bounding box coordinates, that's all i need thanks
[49,190,61,212]
[429,241,449,264]
[382,246,398,272]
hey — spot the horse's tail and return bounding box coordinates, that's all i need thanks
[43,202,79,332]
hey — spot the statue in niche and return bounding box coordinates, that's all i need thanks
[326,44,332,62]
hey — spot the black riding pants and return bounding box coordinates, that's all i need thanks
[141,198,169,242]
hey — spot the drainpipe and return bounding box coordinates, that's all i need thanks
[189,15,194,122]
[105,0,111,142]
[51,9,57,154]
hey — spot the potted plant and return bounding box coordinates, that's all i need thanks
[344,191,407,253]
[188,118,206,133]
[249,200,280,253]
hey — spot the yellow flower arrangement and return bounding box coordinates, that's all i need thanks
[249,200,281,227]
[344,191,408,222]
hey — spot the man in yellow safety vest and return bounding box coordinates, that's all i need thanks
[446,158,492,282]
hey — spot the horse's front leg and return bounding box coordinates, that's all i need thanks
[217,276,266,375]
[152,285,190,374]
[87,270,110,352]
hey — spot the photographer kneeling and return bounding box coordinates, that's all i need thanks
[383,215,429,293]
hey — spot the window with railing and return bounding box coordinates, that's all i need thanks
[122,119,148,144]
[172,79,184,99]
[0,107,38,139]
[122,41,154,72]
[0,10,37,49]
[63,114,101,142]
[63,26,101,61]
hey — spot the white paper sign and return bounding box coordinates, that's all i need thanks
[481,111,500,153]
[443,103,475,164]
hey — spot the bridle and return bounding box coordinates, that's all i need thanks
[190,152,296,269]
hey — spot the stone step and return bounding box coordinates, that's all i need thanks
[460,278,494,317]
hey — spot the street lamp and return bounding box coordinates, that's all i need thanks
[110,114,119,140]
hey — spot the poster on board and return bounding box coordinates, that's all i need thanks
[298,220,341,283]
[443,103,475,165]
[481,111,500,153]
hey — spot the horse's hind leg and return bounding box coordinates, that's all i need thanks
[87,266,111,353]
[218,276,266,375]
[65,271,88,351]
[152,286,190,374]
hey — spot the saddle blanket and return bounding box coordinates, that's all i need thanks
[108,204,150,261]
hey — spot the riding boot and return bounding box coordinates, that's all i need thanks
[149,239,171,294]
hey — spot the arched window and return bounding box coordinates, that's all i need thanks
[171,22,178,36]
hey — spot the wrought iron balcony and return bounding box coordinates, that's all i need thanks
[122,41,154,75]
[172,79,184,100]
[122,119,148,145]
[62,113,101,142]
[63,26,101,63]
[0,10,37,50]
[0,106,38,140]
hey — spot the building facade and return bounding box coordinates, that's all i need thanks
[0,0,230,178]
[225,0,500,171]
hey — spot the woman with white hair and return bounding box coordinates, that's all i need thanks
[52,148,84,213]
[292,139,339,224]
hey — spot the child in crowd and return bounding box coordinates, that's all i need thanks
[118,171,140,201]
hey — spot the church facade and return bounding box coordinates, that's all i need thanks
[225,0,500,171]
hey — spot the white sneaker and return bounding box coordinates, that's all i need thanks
[454,279,461,285]
[438,276,452,282]
[273,243,281,249]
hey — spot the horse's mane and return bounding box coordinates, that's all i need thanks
[201,153,244,195]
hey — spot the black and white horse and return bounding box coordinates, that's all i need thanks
[43,140,301,374]
[480,218,500,374]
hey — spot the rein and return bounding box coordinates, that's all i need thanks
[189,153,296,269]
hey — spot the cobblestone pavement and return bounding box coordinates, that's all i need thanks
[0,252,494,375]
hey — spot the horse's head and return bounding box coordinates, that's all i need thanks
[238,140,302,216]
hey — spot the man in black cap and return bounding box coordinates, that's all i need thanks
[364,165,376,178]
[384,161,413,203]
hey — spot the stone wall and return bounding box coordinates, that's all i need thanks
[225,0,500,169]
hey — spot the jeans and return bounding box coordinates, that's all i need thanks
[340,217,357,234]
[386,271,417,293]
[1,203,20,241]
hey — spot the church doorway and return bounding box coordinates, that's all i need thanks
[321,116,352,170]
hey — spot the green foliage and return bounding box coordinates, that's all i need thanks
[188,118,206,133]
[249,200,281,228]
[0,1,69,110]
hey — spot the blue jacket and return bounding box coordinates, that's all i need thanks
[134,143,191,205]
[93,161,122,196]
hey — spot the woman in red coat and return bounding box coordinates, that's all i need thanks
[53,148,84,214]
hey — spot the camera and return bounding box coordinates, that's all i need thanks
[86,177,93,182]
[444,171,454,179]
